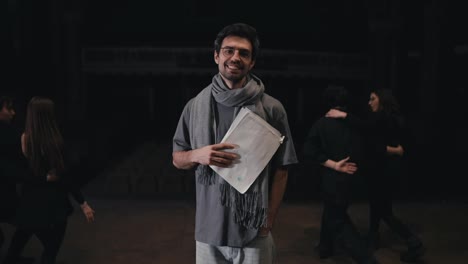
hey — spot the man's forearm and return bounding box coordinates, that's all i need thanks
[172,150,197,170]
[267,167,288,229]
[387,145,404,156]
[322,159,337,170]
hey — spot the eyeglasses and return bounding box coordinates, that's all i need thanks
[220,47,252,60]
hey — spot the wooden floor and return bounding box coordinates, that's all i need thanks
[1,196,467,264]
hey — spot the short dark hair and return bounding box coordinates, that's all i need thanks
[0,96,14,109]
[322,85,349,110]
[214,23,260,60]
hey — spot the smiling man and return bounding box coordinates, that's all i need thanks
[172,23,298,264]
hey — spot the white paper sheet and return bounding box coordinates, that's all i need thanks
[210,107,284,194]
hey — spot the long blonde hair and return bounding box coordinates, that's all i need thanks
[24,96,64,177]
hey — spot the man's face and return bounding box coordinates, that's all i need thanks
[0,103,15,123]
[214,35,255,89]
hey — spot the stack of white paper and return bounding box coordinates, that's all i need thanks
[210,107,284,194]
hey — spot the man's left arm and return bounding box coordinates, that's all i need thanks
[259,166,288,236]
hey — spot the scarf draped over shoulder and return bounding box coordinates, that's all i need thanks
[187,73,269,229]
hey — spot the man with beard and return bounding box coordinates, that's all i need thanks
[172,23,298,264]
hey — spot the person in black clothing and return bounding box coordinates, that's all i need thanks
[326,89,425,263]
[303,86,379,264]
[0,96,36,264]
[2,96,95,264]
[0,96,22,250]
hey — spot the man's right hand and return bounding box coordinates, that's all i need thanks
[334,157,358,175]
[173,143,239,170]
[193,143,239,167]
[325,108,347,119]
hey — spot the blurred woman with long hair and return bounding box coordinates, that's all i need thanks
[3,96,94,264]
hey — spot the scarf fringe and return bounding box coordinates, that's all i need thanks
[196,165,216,185]
[220,183,268,229]
[190,75,269,229]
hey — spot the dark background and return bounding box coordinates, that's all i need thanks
[1,0,467,201]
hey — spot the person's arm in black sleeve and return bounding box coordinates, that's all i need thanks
[69,185,95,223]
[71,188,95,223]
[61,168,95,223]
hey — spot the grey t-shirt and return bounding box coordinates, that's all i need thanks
[173,93,298,247]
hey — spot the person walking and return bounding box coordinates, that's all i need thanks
[326,89,425,262]
[0,96,25,252]
[304,86,379,264]
[2,96,95,264]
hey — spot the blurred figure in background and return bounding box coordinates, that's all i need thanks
[0,96,23,251]
[2,96,95,264]
[326,89,425,263]
[304,86,379,264]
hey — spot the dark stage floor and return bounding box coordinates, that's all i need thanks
[1,195,467,264]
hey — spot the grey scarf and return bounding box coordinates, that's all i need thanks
[188,73,269,229]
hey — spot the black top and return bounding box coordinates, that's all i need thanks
[344,111,406,190]
[303,115,366,201]
[0,121,26,221]
[15,142,85,228]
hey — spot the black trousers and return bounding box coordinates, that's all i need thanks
[319,197,373,263]
[0,215,15,252]
[367,157,413,241]
[3,221,67,264]
[0,227,4,250]
[368,190,413,241]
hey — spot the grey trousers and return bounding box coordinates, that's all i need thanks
[196,232,276,264]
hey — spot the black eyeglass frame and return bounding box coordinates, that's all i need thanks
[220,47,252,60]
